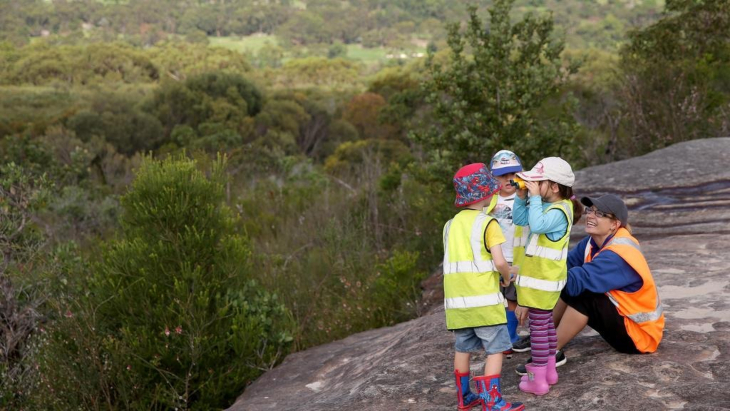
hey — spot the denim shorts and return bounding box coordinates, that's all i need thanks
[454,324,512,355]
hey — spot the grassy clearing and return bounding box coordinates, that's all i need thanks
[346,44,389,62]
[208,35,429,71]
[209,35,278,55]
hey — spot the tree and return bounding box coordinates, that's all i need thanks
[369,66,424,142]
[343,92,392,140]
[618,0,730,156]
[255,97,311,155]
[67,91,165,156]
[413,1,579,169]
[148,72,263,144]
[0,163,51,406]
[149,42,252,81]
[37,155,294,409]
[274,57,361,89]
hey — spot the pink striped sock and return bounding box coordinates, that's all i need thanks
[548,316,557,356]
[528,308,553,366]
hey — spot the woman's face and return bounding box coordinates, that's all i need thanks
[584,206,620,236]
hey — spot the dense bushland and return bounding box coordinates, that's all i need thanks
[1,0,728,408]
[29,156,294,409]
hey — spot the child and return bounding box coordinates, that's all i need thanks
[512,157,582,396]
[487,150,524,355]
[445,163,524,411]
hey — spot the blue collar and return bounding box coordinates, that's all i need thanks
[589,232,617,256]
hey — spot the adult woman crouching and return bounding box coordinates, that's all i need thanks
[554,194,665,357]
[517,194,665,375]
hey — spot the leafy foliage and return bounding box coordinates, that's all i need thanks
[0,162,51,408]
[35,156,294,409]
[2,0,728,408]
[148,72,263,149]
[618,0,730,154]
[414,1,580,168]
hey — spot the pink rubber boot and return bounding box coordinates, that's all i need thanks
[546,354,558,385]
[518,363,549,395]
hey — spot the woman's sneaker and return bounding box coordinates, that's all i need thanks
[515,350,567,376]
[511,335,531,352]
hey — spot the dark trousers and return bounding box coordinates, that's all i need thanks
[560,290,640,354]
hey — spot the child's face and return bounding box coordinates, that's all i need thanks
[538,180,560,202]
[495,173,517,195]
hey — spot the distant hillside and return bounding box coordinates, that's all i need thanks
[2,0,665,54]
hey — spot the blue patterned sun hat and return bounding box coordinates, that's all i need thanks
[453,163,501,207]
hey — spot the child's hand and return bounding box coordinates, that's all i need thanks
[500,275,510,288]
[516,186,528,199]
[515,305,528,326]
[524,180,540,197]
[509,265,519,278]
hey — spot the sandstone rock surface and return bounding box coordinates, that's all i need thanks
[229,138,730,411]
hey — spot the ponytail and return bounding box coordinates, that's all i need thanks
[557,184,583,224]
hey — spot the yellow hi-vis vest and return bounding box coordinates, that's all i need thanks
[443,209,506,330]
[512,225,529,268]
[487,194,527,268]
[515,199,573,310]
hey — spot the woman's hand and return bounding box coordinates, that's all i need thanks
[524,180,540,198]
[515,305,529,326]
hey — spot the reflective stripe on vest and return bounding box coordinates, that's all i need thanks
[606,292,664,323]
[514,226,529,247]
[587,237,643,258]
[445,293,504,310]
[515,275,567,292]
[512,225,529,268]
[444,260,497,275]
[524,242,568,261]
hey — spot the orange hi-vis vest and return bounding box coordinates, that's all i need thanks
[585,227,664,353]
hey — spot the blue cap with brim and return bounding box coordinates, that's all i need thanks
[490,150,523,176]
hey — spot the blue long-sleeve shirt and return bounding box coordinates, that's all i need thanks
[564,235,644,296]
[513,195,568,241]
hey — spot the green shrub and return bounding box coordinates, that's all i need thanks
[35,155,293,410]
[371,250,427,325]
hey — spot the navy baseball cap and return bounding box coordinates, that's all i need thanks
[581,194,628,226]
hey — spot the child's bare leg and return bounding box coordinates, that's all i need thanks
[484,353,503,376]
[455,352,471,373]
